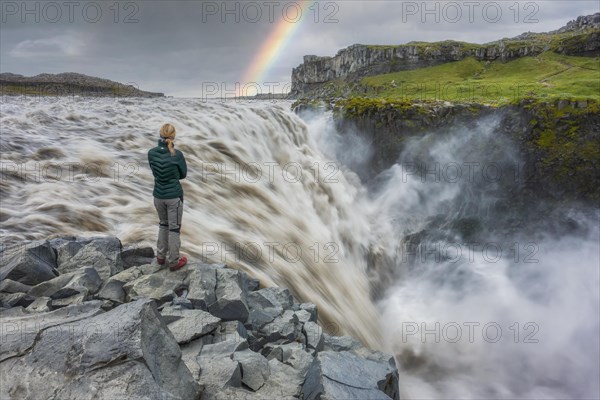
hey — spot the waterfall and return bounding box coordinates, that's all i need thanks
[1,96,598,399]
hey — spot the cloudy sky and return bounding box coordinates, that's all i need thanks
[1,0,598,97]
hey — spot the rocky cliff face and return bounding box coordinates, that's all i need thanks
[0,235,400,400]
[553,12,600,33]
[0,72,164,98]
[291,13,600,98]
[323,98,600,203]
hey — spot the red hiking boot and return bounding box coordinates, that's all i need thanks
[169,256,187,271]
[157,256,166,265]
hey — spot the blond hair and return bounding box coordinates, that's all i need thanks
[160,123,176,156]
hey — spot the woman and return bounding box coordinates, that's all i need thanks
[148,123,188,271]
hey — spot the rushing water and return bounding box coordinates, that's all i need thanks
[1,97,598,399]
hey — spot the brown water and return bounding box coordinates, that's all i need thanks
[2,96,599,399]
[0,96,383,349]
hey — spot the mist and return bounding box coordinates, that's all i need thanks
[301,108,600,400]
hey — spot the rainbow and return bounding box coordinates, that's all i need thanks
[240,0,316,96]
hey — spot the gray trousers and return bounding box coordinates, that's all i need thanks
[154,196,183,266]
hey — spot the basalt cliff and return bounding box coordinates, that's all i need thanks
[291,13,600,98]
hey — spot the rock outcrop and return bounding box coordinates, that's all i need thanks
[0,235,400,399]
[552,13,600,33]
[323,97,600,203]
[0,72,164,98]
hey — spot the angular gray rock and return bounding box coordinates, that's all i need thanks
[323,333,365,352]
[299,302,318,322]
[258,358,310,398]
[26,296,52,312]
[232,349,270,391]
[246,287,294,330]
[121,245,155,268]
[247,307,281,331]
[97,279,127,303]
[138,263,163,274]
[0,300,105,361]
[0,279,32,294]
[213,320,248,343]
[358,349,401,399]
[0,299,201,400]
[100,299,115,310]
[294,309,313,324]
[200,357,242,392]
[161,308,221,344]
[1,237,402,400]
[51,291,87,308]
[283,343,314,373]
[0,306,28,317]
[48,236,87,264]
[172,296,194,309]
[180,336,211,379]
[246,276,261,291]
[263,342,285,362]
[0,240,58,285]
[185,263,217,310]
[0,292,36,308]
[97,266,145,303]
[303,321,324,354]
[51,236,123,280]
[197,339,249,392]
[200,337,249,357]
[50,286,86,299]
[28,267,102,298]
[248,287,294,310]
[106,265,146,283]
[208,268,249,321]
[263,341,313,373]
[258,310,300,344]
[301,350,400,400]
[123,267,187,302]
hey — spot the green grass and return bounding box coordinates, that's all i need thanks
[360,52,599,105]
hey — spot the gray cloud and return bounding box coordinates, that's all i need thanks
[0,0,597,97]
[10,32,84,57]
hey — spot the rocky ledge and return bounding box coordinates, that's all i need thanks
[293,97,600,203]
[0,235,400,400]
[0,72,164,98]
